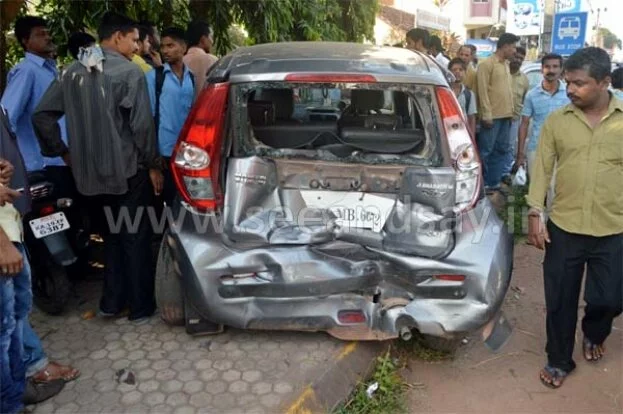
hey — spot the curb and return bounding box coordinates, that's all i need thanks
[282,341,387,414]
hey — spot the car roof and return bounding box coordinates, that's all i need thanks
[521,61,541,70]
[208,42,449,85]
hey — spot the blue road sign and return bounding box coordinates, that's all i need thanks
[551,12,588,56]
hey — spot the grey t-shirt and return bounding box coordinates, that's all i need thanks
[0,106,30,215]
[456,85,477,117]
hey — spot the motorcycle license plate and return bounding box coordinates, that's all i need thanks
[29,212,70,239]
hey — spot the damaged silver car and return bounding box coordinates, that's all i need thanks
[155,42,514,351]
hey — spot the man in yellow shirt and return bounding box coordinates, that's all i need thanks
[476,33,519,189]
[527,47,623,389]
[132,25,160,73]
[506,46,529,176]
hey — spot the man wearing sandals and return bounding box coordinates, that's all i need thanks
[1,107,80,408]
[527,47,623,389]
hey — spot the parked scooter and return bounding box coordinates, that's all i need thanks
[22,170,91,315]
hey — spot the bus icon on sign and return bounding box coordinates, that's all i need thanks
[558,16,581,40]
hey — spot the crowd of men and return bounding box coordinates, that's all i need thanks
[0,11,621,413]
[405,27,622,190]
[0,12,217,413]
[404,27,622,390]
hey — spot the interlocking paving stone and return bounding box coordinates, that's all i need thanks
[28,279,346,413]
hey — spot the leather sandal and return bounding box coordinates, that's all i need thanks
[31,361,80,383]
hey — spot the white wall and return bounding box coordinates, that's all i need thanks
[381,0,468,41]
[444,0,468,41]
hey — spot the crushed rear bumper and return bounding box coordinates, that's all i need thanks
[169,198,513,341]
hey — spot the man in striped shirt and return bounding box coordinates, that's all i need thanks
[32,12,162,324]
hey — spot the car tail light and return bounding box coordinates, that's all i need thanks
[171,82,230,212]
[435,86,482,212]
[284,73,377,83]
[337,310,367,324]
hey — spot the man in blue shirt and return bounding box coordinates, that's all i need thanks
[516,54,570,174]
[611,67,623,100]
[0,16,68,174]
[0,16,80,394]
[146,27,195,205]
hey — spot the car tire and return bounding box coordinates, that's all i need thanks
[420,334,462,353]
[155,235,185,326]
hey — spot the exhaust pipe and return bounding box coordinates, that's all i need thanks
[399,326,413,341]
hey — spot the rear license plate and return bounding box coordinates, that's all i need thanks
[29,212,70,239]
[300,191,395,232]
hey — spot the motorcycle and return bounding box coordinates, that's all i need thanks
[22,169,91,315]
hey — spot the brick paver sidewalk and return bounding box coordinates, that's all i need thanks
[29,280,352,414]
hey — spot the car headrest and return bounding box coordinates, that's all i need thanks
[350,89,385,113]
[248,101,275,125]
[393,91,410,117]
[255,88,294,120]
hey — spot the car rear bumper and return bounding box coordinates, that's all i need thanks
[169,198,513,340]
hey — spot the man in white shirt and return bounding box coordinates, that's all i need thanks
[429,35,450,68]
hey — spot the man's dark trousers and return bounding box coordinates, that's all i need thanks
[543,220,623,373]
[98,170,155,320]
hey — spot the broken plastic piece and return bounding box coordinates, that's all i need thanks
[366,381,379,398]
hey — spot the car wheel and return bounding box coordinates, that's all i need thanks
[155,235,185,326]
[420,334,462,353]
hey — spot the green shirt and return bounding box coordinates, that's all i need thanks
[476,55,514,121]
[511,71,529,119]
[527,96,623,237]
[464,64,477,97]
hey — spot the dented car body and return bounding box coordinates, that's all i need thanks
[158,42,513,345]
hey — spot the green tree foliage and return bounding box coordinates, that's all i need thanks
[8,0,378,59]
[1,0,378,94]
[34,0,191,57]
[599,27,622,50]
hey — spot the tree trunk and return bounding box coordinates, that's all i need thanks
[189,0,211,20]
[340,0,354,41]
[160,0,173,28]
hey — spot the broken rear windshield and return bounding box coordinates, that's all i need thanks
[231,82,441,165]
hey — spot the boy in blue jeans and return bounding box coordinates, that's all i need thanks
[1,108,64,412]
[0,224,33,414]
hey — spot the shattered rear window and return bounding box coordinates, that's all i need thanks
[231,82,442,165]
